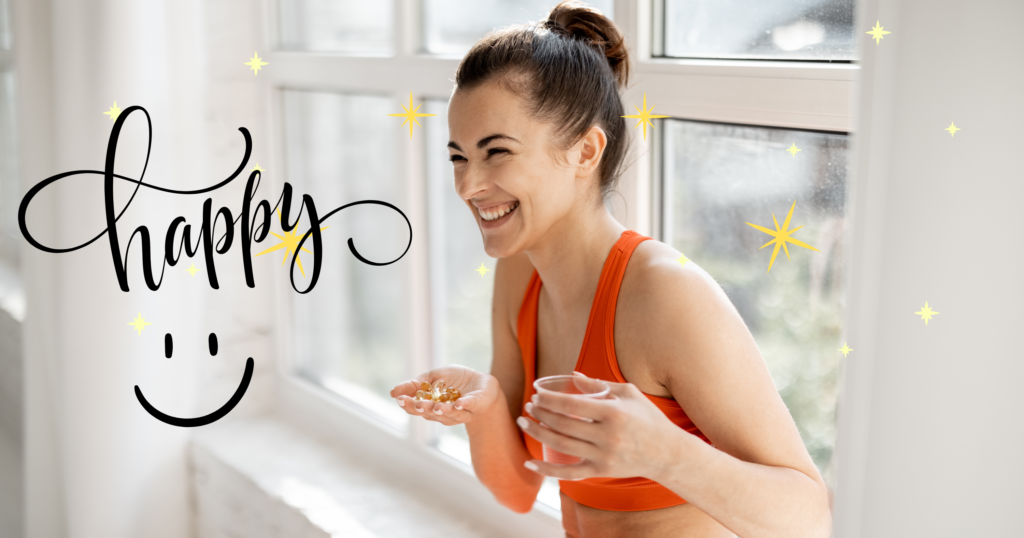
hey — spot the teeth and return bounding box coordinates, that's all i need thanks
[481,201,519,222]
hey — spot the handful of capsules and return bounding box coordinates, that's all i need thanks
[415,380,461,403]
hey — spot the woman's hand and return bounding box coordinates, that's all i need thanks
[390,365,501,426]
[517,372,701,481]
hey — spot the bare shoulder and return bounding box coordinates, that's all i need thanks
[494,250,536,338]
[622,240,729,312]
[620,240,737,351]
[622,240,824,481]
[617,239,746,393]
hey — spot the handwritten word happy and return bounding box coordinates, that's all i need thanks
[17,106,412,293]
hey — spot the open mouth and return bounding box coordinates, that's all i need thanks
[479,200,519,224]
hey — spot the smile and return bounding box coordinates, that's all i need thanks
[135,357,254,427]
[480,200,519,223]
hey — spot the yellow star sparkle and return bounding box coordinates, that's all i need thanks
[675,253,690,268]
[251,162,265,173]
[387,92,437,138]
[244,52,268,75]
[866,21,891,44]
[128,312,153,335]
[254,209,330,278]
[621,93,670,141]
[945,122,960,137]
[475,263,490,277]
[104,101,122,121]
[787,143,802,157]
[744,201,820,273]
[838,343,853,357]
[187,263,198,277]
[915,301,939,325]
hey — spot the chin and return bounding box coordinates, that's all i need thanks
[480,230,521,259]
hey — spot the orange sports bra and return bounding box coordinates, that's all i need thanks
[516,229,714,512]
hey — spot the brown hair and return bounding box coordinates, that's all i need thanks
[452,0,632,203]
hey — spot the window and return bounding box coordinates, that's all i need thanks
[277,0,393,53]
[282,88,412,431]
[422,0,613,56]
[0,31,22,322]
[658,120,848,486]
[423,98,492,461]
[423,98,564,508]
[0,0,10,51]
[658,0,856,61]
[268,0,856,523]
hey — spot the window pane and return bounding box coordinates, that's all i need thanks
[278,0,392,54]
[662,119,848,488]
[0,0,10,50]
[664,0,856,61]
[423,0,614,56]
[0,71,17,266]
[423,98,491,459]
[0,70,22,323]
[282,89,410,429]
[424,98,560,510]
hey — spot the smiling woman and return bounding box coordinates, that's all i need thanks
[389,1,832,537]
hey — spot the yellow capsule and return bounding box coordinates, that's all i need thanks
[432,380,446,392]
[450,388,461,401]
[420,382,431,392]
[415,390,430,400]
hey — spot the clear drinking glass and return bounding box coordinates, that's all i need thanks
[532,375,610,465]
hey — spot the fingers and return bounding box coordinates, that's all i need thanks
[396,395,472,425]
[523,459,598,481]
[531,390,611,422]
[516,415,597,461]
[525,401,598,441]
[390,378,423,398]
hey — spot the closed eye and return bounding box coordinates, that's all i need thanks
[448,148,509,162]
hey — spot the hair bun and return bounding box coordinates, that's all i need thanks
[544,1,630,89]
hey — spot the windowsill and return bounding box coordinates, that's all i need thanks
[191,413,496,537]
[191,375,563,537]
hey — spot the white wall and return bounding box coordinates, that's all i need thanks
[17,0,277,537]
[835,0,1024,535]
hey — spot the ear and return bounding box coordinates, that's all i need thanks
[574,125,607,179]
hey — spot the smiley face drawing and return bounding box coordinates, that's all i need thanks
[135,332,254,427]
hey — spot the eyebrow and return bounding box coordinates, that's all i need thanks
[447,134,521,152]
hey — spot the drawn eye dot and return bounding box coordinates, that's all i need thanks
[164,333,173,359]
[209,333,218,356]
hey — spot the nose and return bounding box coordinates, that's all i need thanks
[454,161,490,205]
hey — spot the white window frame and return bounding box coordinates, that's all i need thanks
[258,0,856,531]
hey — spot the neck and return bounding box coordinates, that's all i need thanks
[524,202,627,312]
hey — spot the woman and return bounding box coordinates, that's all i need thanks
[390,2,833,536]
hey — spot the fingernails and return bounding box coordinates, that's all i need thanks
[524,402,534,414]
[397,399,405,407]
[454,405,463,410]
[434,407,444,415]
[524,461,539,472]
[531,394,538,405]
[516,416,529,429]
[414,406,422,412]
[573,371,584,377]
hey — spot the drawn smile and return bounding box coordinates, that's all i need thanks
[135,332,253,427]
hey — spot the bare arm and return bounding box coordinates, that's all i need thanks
[517,249,832,537]
[643,259,832,538]
[391,254,542,513]
[466,253,544,512]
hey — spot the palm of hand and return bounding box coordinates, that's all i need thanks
[390,365,500,426]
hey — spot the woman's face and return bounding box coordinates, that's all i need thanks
[447,80,603,258]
